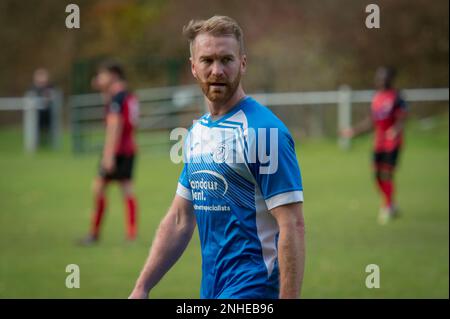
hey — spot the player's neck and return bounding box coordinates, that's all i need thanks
[379,84,394,91]
[109,81,127,96]
[207,86,246,116]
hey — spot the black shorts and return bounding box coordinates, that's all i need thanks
[98,155,135,181]
[373,148,400,168]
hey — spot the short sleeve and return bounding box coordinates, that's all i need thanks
[250,128,304,210]
[176,164,192,201]
[109,93,125,114]
[394,93,408,112]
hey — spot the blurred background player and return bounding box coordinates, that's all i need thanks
[79,61,139,245]
[29,68,54,147]
[341,66,408,224]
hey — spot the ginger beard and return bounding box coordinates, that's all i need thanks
[197,69,242,105]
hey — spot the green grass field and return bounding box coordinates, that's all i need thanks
[0,115,448,298]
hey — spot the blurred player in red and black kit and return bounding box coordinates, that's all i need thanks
[80,61,139,245]
[341,67,408,224]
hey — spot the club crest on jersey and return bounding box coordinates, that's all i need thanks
[212,143,229,163]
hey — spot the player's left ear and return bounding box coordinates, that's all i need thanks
[240,54,247,74]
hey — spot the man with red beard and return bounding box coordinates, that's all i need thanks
[130,16,305,299]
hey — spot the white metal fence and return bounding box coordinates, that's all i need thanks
[1,86,448,153]
[69,85,205,153]
[252,87,449,149]
[69,85,448,152]
[0,89,63,152]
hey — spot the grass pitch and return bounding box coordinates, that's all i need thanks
[0,115,448,298]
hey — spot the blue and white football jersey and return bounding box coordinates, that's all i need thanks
[176,96,303,299]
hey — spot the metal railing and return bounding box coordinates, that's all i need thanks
[70,85,448,152]
[2,85,447,153]
[252,87,449,149]
[69,85,205,153]
[0,89,63,153]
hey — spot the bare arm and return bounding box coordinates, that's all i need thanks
[271,202,305,299]
[129,195,196,298]
[352,116,373,136]
[387,111,407,140]
[341,116,373,139]
[102,113,122,172]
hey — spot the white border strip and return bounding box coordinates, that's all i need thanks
[265,191,304,211]
[176,182,192,201]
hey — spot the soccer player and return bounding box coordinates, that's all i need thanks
[129,16,305,299]
[29,68,54,147]
[79,61,139,244]
[341,66,407,224]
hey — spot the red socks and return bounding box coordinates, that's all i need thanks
[90,194,137,240]
[125,196,137,240]
[376,176,394,208]
[91,195,106,238]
